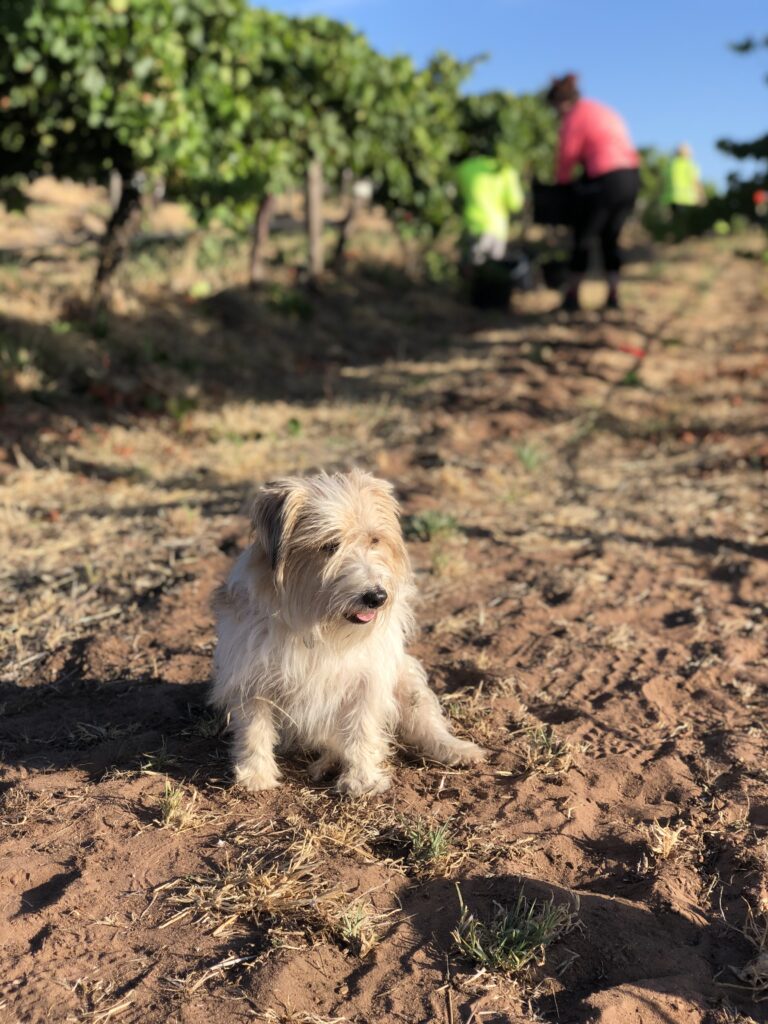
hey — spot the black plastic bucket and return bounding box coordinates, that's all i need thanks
[532,181,575,226]
[540,258,570,289]
[469,250,533,308]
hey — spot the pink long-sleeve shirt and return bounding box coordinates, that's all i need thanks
[556,98,639,184]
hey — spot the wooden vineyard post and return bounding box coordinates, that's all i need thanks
[93,173,142,304]
[108,168,123,212]
[306,159,325,283]
[249,194,275,288]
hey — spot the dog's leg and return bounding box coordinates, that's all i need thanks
[231,700,282,792]
[396,656,486,765]
[335,704,392,797]
[308,750,339,782]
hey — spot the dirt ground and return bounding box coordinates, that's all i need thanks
[1,184,767,1024]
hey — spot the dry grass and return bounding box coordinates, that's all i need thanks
[511,723,573,779]
[292,813,380,860]
[713,1008,761,1024]
[0,392,388,689]
[442,678,504,745]
[265,801,466,875]
[255,803,473,882]
[138,739,182,776]
[254,1013,351,1024]
[158,840,332,942]
[155,779,200,832]
[716,1011,765,1019]
[0,456,220,683]
[157,817,397,956]
[731,904,768,1001]
[182,708,227,739]
[69,979,134,1023]
[0,784,32,826]
[641,819,689,862]
[68,721,140,747]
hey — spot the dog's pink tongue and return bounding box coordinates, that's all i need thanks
[355,611,376,623]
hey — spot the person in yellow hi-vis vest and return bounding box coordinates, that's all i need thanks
[455,155,524,268]
[661,144,704,240]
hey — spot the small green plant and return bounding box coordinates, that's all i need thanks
[452,886,575,974]
[183,708,227,739]
[195,232,240,271]
[730,213,750,235]
[424,248,457,285]
[139,738,180,774]
[334,899,379,957]
[619,368,643,388]
[166,394,198,422]
[92,315,111,340]
[404,511,458,542]
[267,286,314,321]
[516,723,572,778]
[286,417,302,437]
[405,820,453,866]
[515,442,543,471]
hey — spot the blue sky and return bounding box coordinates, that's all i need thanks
[266,0,766,186]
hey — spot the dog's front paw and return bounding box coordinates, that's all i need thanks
[234,762,282,793]
[438,739,487,766]
[335,767,391,797]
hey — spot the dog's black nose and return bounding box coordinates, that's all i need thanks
[362,586,387,609]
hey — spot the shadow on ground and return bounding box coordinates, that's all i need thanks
[400,872,725,1022]
[0,671,222,784]
[0,237,674,455]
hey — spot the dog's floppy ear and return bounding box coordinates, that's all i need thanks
[356,471,400,518]
[251,479,305,586]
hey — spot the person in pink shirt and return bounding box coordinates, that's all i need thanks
[547,73,640,311]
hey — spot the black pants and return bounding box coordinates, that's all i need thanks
[570,169,639,274]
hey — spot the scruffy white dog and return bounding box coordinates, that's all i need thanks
[211,470,485,796]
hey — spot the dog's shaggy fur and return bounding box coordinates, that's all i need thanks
[211,470,485,795]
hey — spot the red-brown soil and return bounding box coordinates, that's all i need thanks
[1,193,767,1023]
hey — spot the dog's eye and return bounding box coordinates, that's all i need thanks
[370,537,380,546]
[321,541,339,556]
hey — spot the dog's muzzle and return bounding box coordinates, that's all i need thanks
[345,586,388,624]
